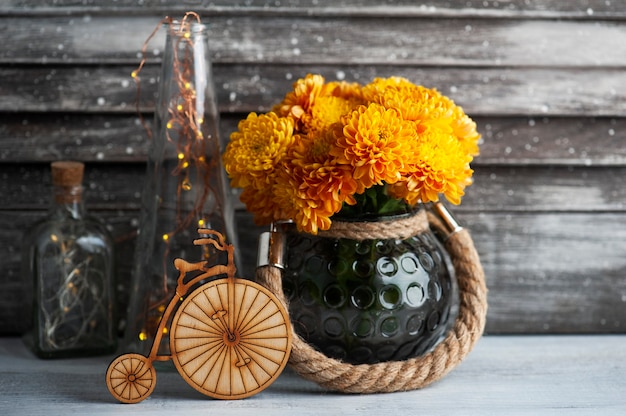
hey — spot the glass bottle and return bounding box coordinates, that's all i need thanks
[123,19,240,356]
[22,161,117,358]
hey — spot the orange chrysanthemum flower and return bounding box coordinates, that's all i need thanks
[390,130,473,205]
[451,106,481,156]
[365,78,451,128]
[272,169,334,234]
[274,75,365,135]
[332,103,417,192]
[223,112,294,189]
[273,74,325,130]
[321,80,365,108]
[309,95,360,134]
[288,129,358,216]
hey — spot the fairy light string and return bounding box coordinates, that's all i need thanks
[131,12,222,341]
[43,237,108,349]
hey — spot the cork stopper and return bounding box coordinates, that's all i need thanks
[51,161,84,203]
[51,161,84,187]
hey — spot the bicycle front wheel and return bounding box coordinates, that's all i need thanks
[170,278,291,400]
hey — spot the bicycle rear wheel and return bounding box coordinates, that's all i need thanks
[106,353,156,404]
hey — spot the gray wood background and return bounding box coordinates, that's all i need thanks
[1,0,624,335]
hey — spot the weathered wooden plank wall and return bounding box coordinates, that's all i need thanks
[1,0,625,335]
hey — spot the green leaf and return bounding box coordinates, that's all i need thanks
[335,184,413,220]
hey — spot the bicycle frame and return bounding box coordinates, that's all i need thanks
[146,228,237,362]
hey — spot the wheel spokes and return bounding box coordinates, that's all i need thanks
[106,354,156,404]
[170,280,291,399]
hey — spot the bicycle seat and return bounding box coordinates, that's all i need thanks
[174,258,206,273]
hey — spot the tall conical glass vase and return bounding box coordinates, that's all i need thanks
[123,19,240,356]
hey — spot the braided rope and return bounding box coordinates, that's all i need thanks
[255,211,487,393]
[317,209,429,241]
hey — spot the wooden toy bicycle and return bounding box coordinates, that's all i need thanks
[106,229,292,403]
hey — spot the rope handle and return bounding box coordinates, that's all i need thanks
[255,203,487,393]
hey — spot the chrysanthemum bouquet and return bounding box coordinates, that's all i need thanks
[223,74,480,234]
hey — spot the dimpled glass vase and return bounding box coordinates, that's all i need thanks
[277,208,457,365]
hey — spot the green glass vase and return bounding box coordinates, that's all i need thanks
[276,208,456,364]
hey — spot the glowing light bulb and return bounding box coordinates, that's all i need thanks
[162,234,170,242]
[178,153,184,160]
[198,219,205,227]
[139,332,147,341]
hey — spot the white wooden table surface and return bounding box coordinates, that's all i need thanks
[0,335,624,416]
